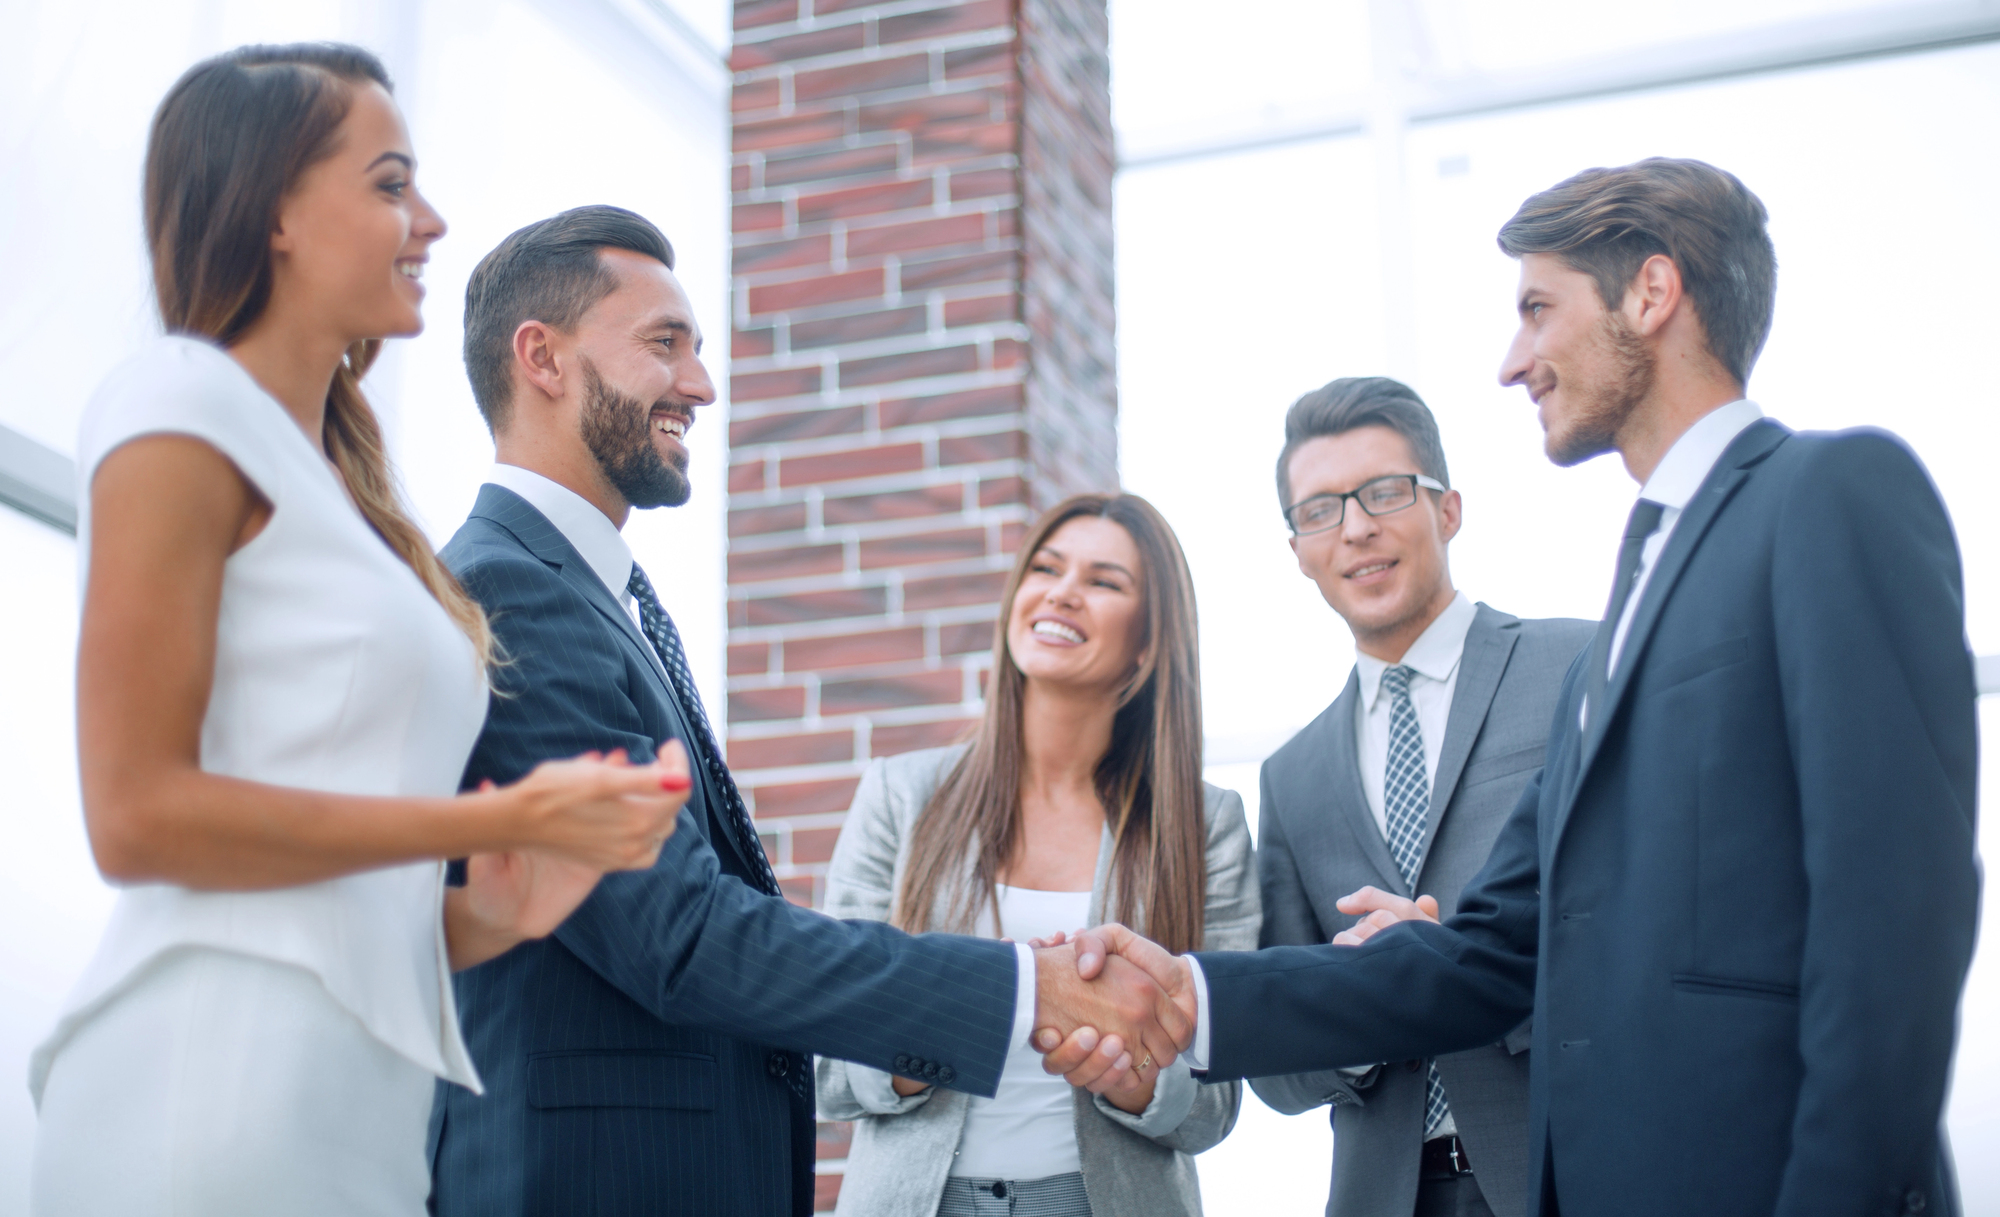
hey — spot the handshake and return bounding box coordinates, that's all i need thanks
[1014,885,1441,1112]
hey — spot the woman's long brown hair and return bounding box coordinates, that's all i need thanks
[892,494,1208,954]
[143,43,493,667]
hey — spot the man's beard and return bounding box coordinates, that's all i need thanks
[1544,310,1655,467]
[580,358,690,509]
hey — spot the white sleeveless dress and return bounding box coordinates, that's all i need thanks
[29,337,488,1216]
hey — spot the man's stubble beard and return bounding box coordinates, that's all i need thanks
[579,357,691,509]
[1545,310,1656,468]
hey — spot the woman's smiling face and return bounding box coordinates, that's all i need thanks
[268,82,446,343]
[1005,515,1148,696]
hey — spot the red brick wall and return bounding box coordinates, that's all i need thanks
[727,2,1114,1203]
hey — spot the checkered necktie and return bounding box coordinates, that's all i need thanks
[627,564,780,898]
[1380,665,1450,1139]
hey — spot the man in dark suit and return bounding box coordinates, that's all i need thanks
[1054,159,1979,1217]
[428,207,1186,1217]
[1253,376,1592,1217]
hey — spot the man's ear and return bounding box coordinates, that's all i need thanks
[512,320,567,403]
[1624,254,1684,338]
[1436,487,1463,545]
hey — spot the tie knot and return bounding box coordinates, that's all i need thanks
[1381,665,1415,699]
[1626,498,1666,540]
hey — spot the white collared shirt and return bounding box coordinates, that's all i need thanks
[1607,399,1764,674]
[1354,591,1477,839]
[484,463,640,627]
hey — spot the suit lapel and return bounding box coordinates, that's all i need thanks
[470,485,672,696]
[1554,420,1789,844]
[1420,605,1519,862]
[470,486,763,879]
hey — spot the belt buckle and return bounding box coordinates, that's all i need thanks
[1446,1136,1471,1175]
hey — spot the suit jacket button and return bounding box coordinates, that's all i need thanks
[938,1066,955,1085]
[923,1062,940,1080]
[767,1052,789,1079]
[894,1054,911,1072]
[1905,1190,1927,1214]
[1407,1059,1422,1073]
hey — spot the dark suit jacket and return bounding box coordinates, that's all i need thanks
[1197,423,1979,1217]
[1253,605,1593,1217]
[428,485,1018,1217]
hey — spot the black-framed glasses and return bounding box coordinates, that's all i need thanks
[1284,474,1446,535]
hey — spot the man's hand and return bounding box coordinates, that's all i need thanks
[1030,925,1197,1097]
[1332,886,1440,946]
[1031,939,1189,1097]
[446,847,603,970]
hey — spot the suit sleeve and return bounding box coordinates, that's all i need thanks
[1195,689,1558,1082]
[558,818,1019,1098]
[1767,432,1979,1216]
[1247,762,1380,1114]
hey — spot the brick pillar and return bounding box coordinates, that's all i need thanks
[727,6,1113,1195]
[725,0,1116,910]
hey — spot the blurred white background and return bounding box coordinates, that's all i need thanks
[2,0,1996,1213]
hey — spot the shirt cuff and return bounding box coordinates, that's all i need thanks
[1011,941,1038,1050]
[1183,953,1210,1071]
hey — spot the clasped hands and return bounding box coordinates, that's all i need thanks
[1014,885,1441,1110]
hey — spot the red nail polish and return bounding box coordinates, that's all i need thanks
[660,774,691,791]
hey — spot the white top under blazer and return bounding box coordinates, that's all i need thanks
[30,336,486,1101]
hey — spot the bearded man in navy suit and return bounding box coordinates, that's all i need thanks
[1049,159,1979,1217]
[428,207,1188,1217]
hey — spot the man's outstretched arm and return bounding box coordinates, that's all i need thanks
[1051,766,1546,1083]
[556,822,1190,1099]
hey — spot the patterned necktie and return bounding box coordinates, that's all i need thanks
[626,564,781,898]
[1585,498,1666,731]
[1380,665,1450,1139]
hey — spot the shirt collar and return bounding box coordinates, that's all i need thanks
[485,463,634,602]
[1637,399,1764,511]
[1356,590,1476,711]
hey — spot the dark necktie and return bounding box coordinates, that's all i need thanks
[626,564,781,898]
[1584,499,1666,730]
[1379,665,1449,1139]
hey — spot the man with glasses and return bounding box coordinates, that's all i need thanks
[1251,377,1592,1217]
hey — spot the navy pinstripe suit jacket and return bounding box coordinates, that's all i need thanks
[428,485,1018,1217]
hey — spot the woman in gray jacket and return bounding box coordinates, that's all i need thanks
[817,492,1261,1217]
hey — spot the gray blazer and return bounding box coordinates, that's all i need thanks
[817,745,1262,1217]
[1251,604,1592,1217]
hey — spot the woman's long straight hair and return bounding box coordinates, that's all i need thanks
[143,43,494,667]
[892,494,1208,954]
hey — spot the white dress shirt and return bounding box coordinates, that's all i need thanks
[1354,591,1476,838]
[482,465,1048,1070]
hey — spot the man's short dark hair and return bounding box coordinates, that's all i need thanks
[463,205,675,431]
[1275,377,1449,514]
[1497,157,1775,387]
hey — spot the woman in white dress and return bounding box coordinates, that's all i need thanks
[30,44,690,1216]
[816,494,1262,1217]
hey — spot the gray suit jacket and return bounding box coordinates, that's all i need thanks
[817,745,1262,1217]
[1251,604,1592,1217]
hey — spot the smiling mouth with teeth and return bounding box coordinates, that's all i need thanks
[653,416,688,439]
[396,262,423,280]
[1032,620,1084,644]
[1348,562,1395,579]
